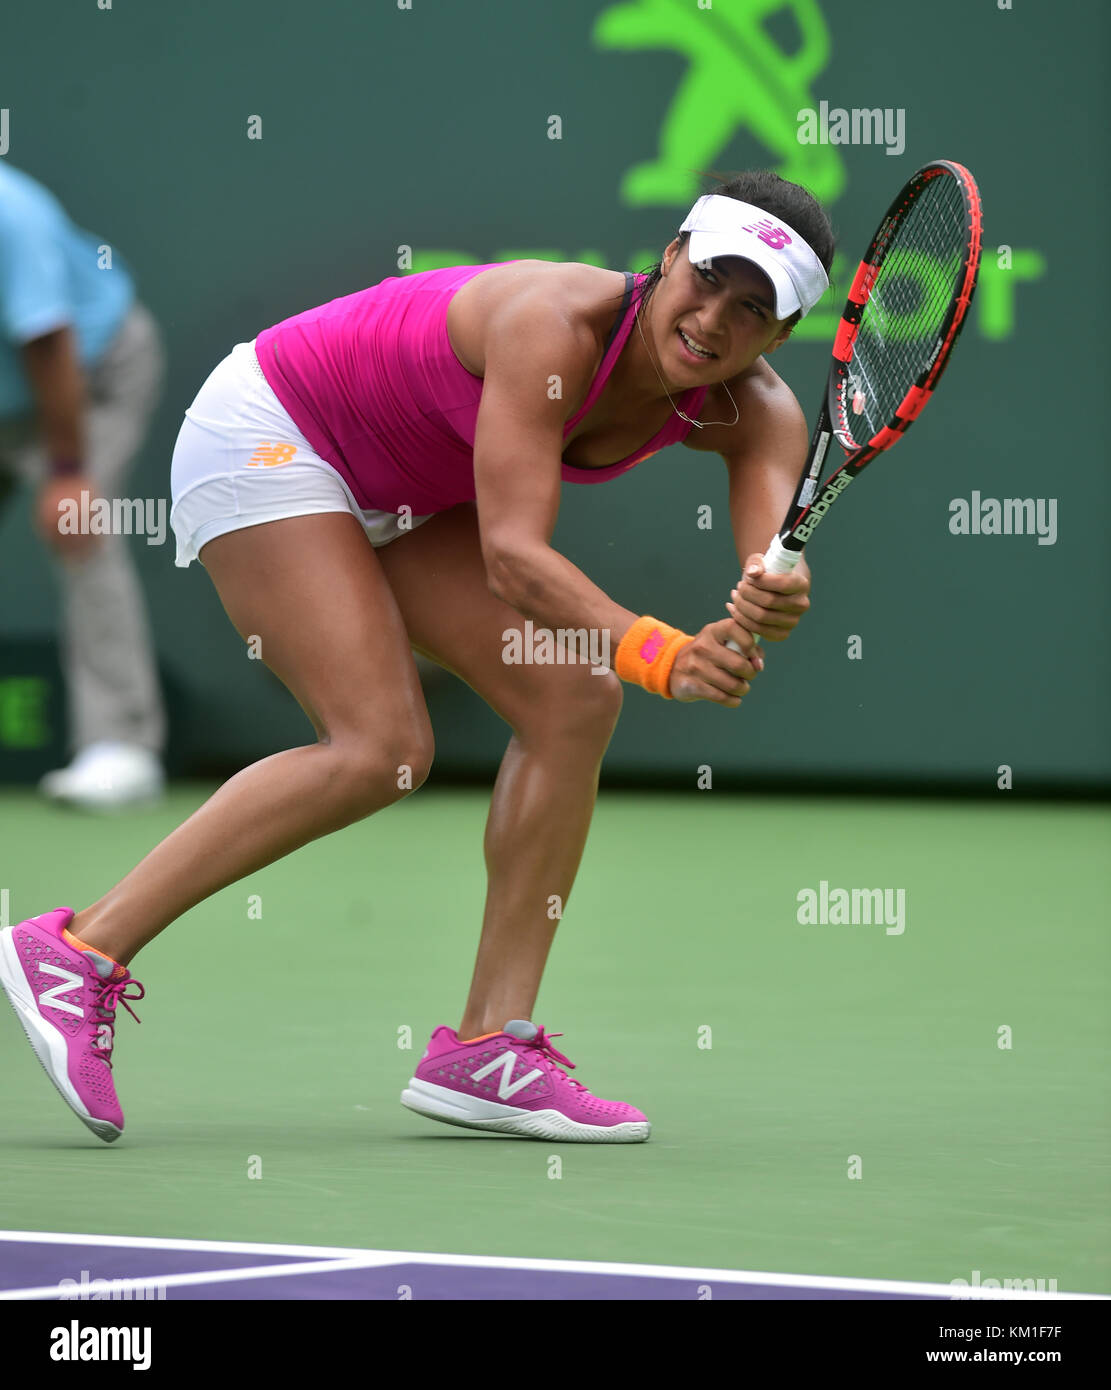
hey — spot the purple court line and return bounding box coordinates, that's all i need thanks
[178,1264,942,1300]
[0,1242,941,1300]
[5,1235,1097,1300]
[0,1242,310,1295]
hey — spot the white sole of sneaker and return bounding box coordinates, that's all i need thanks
[0,928,121,1143]
[400,1077,650,1143]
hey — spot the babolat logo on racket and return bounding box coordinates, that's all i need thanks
[741,218,793,250]
[794,470,855,543]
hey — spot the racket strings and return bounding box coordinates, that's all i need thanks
[843,176,968,447]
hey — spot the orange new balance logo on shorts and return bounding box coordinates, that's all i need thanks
[248,443,297,467]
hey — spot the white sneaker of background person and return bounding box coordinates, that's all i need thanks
[39,741,165,810]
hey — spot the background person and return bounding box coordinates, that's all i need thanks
[0,162,166,809]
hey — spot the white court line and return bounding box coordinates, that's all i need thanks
[0,1230,1104,1299]
[0,1256,395,1301]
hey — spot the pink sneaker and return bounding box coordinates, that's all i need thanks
[401,1020,650,1142]
[0,907,144,1143]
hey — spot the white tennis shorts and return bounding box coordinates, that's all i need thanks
[169,340,434,567]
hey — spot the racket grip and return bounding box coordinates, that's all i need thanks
[759,534,804,576]
[725,536,803,653]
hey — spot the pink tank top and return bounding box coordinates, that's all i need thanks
[254,262,708,515]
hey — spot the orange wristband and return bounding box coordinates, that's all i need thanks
[614,616,693,698]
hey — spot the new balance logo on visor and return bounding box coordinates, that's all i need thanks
[247,442,297,467]
[470,1052,543,1100]
[742,219,793,250]
[38,963,84,1017]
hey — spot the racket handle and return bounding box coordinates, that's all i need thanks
[725,536,803,653]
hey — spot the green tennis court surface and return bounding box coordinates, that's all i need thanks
[1,785,1107,1295]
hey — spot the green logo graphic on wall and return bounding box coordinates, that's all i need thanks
[596,0,845,208]
[411,0,1040,342]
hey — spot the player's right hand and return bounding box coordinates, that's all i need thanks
[667,618,764,706]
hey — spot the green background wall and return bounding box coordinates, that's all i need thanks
[1,0,1107,789]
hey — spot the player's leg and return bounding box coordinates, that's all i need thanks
[2,508,435,1140]
[69,510,434,964]
[381,504,649,1142]
[375,502,623,1038]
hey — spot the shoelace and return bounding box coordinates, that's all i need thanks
[520,1028,587,1092]
[90,973,145,1068]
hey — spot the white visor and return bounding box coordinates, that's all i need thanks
[679,195,829,319]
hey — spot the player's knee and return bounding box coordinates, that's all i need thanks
[525,665,623,741]
[331,729,433,811]
[584,667,624,724]
[380,733,434,801]
[393,738,434,796]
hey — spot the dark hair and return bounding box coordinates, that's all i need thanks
[632,169,836,326]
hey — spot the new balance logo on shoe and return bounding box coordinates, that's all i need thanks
[38,963,84,1017]
[470,1052,542,1100]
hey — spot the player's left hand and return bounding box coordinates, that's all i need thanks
[726,553,811,643]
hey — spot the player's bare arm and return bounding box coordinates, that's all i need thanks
[472,290,760,699]
[686,362,814,643]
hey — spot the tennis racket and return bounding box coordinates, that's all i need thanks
[726,159,983,652]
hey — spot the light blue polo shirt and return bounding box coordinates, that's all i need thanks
[0,162,135,418]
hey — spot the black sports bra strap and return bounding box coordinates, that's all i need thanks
[600,272,635,359]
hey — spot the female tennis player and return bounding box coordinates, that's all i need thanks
[1,170,833,1144]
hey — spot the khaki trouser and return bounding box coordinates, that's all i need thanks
[0,301,166,755]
